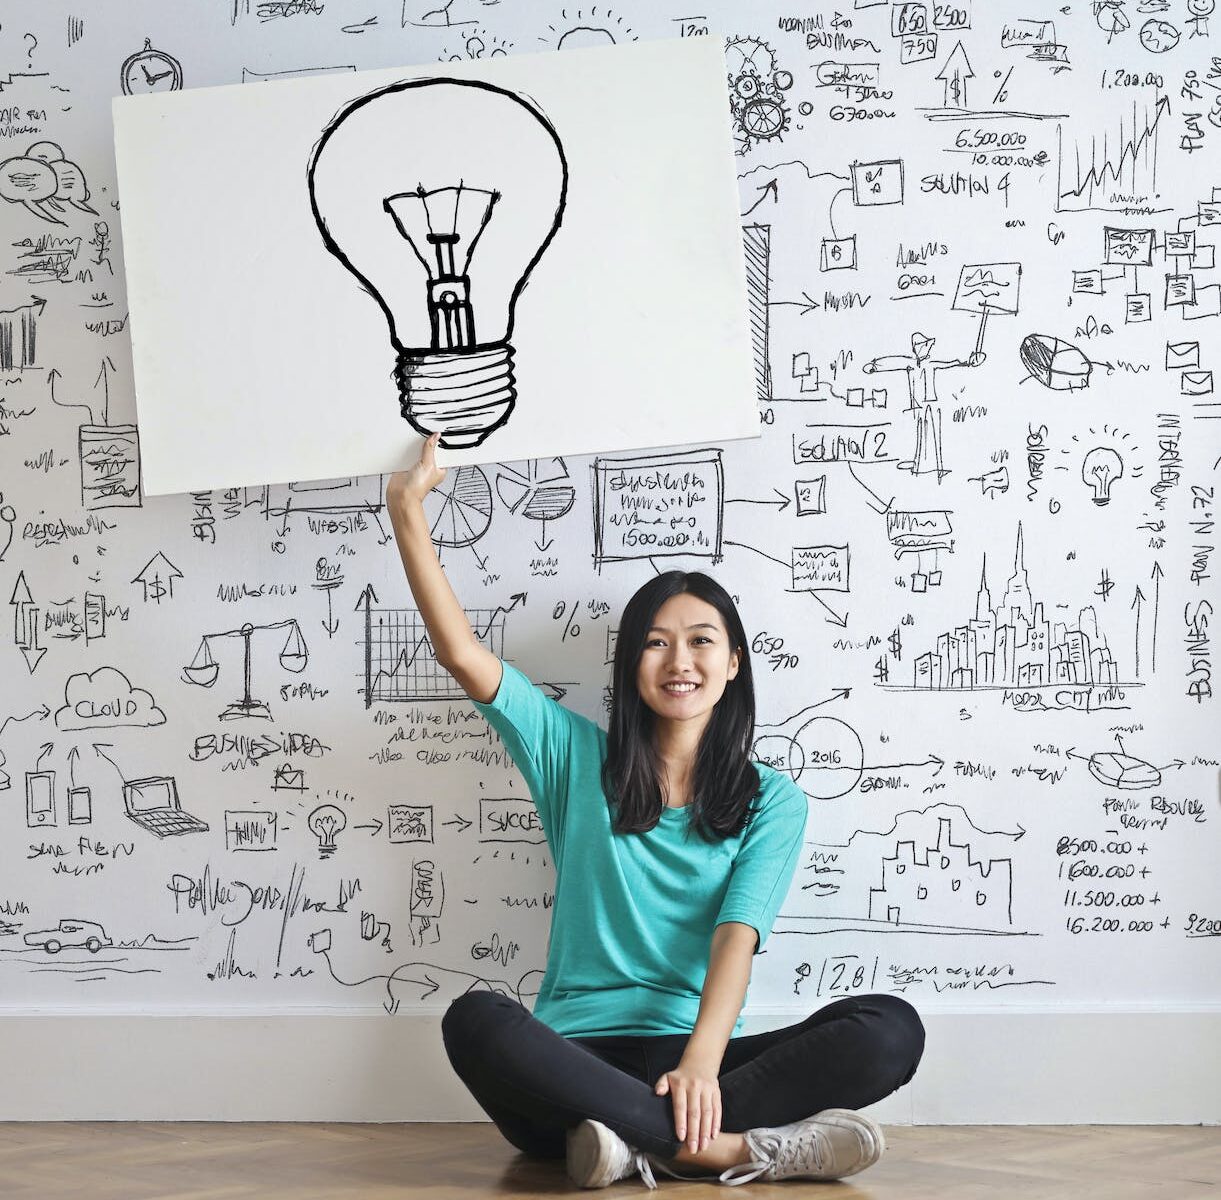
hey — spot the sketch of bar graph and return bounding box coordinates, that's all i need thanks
[1056,96,1170,213]
[360,604,505,706]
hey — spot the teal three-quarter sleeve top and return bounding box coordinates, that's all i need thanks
[470,657,808,1039]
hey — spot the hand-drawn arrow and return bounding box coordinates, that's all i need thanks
[48,367,94,422]
[93,356,116,425]
[936,40,975,108]
[769,290,821,315]
[727,488,791,511]
[1131,584,1144,678]
[1150,560,1162,672]
[742,178,779,217]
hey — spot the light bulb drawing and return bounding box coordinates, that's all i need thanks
[308,803,346,859]
[182,619,308,720]
[308,78,568,449]
[1081,446,1124,506]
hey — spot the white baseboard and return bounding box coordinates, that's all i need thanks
[1,1010,1217,1123]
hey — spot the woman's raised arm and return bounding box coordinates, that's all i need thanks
[385,432,502,704]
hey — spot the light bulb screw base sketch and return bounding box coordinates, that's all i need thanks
[308,79,567,449]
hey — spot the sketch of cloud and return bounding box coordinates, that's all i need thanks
[0,142,97,226]
[55,666,167,730]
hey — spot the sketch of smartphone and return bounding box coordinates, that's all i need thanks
[26,772,55,827]
[68,787,93,825]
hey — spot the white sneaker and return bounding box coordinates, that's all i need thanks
[718,1108,885,1185]
[566,1119,659,1189]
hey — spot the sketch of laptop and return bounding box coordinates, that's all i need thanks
[122,777,209,837]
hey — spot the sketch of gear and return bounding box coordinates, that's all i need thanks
[725,33,777,78]
[739,96,789,144]
[725,34,791,153]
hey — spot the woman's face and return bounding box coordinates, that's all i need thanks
[635,592,740,724]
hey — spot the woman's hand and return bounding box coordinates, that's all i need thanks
[385,431,447,510]
[654,1059,722,1154]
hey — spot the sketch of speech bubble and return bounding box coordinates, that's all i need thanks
[0,142,97,226]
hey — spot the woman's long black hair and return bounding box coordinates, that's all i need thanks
[601,570,762,842]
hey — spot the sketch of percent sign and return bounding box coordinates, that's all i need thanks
[754,715,864,800]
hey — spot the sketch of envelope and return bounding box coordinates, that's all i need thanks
[273,763,306,790]
[1166,341,1200,370]
[1181,370,1214,396]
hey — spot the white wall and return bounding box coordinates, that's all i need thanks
[1,0,1218,1124]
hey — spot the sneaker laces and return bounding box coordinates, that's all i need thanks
[718,1126,830,1186]
[630,1150,659,1189]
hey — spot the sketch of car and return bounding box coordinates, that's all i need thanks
[23,919,112,954]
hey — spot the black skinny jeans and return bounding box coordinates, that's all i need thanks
[441,990,925,1161]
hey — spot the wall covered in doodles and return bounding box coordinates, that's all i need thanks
[1,0,1217,1082]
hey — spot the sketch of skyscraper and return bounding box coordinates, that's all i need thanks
[910,523,1119,690]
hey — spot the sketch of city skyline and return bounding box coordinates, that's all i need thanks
[894,524,1122,692]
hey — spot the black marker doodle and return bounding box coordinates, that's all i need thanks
[725,35,793,152]
[23,918,111,953]
[0,141,96,226]
[132,552,182,603]
[55,666,166,730]
[863,332,985,479]
[123,777,208,837]
[935,40,975,108]
[119,38,182,95]
[896,524,1126,700]
[1057,96,1169,213]
[308,79,567,448]
[540,7,637,50]
[782,804,1027,937]
[0,295,44,370]
[308,804,347,858]
[1020,333,1093,390]
[183,620,309,720]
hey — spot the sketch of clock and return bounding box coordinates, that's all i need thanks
[120,38,183,95]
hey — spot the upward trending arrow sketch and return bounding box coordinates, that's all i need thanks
[936,41,974,108]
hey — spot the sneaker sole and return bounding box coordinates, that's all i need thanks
[811,1108,886,1176]
[566,1119,618,1189]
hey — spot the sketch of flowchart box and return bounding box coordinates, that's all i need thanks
[1103,227,1155,266]
[479,796,545,843]
[388,803,433,843]
[592,448,724,567]
[792,545,850,592]
[224,810,278,851]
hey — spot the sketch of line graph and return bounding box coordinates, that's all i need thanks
[1056,96,1170,213]
[360,605,504,706]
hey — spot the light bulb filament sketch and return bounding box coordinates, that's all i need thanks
[308,78,568,450]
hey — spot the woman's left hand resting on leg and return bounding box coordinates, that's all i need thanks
[654,1057,721,1154]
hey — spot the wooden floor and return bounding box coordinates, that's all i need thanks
[0,1122,1217,1199]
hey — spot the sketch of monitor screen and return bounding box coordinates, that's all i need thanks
[124,776,179,813]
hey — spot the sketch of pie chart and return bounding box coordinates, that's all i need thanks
[495,459,576,522]
[1087,751,1160,790]
[423,465,493,548]
[790,716,864,799]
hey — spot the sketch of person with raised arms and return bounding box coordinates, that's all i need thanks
[385,433,925,1189]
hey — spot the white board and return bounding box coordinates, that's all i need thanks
[111,38,758,494]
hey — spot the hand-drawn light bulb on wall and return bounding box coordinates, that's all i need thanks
[308,803,346,859]
[1081,446,1124,506]
[308,79,568,449]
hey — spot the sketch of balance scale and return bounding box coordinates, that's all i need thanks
[182,620,308,720]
